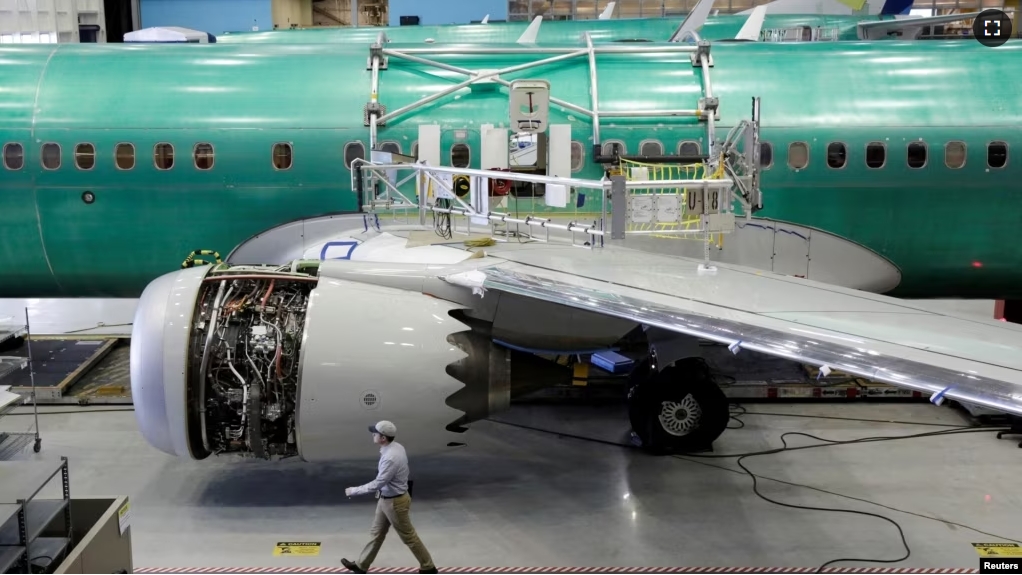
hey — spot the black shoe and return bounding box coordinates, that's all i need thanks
[419,568,438,574]
[341,558,366,573]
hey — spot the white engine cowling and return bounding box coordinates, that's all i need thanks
[130,264,484,462]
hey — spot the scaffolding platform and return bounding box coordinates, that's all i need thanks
[0,338,128,405]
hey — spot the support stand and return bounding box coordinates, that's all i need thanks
[995,415,1022,448]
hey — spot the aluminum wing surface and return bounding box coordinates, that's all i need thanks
[441,244,1022,417]
[856,12,983,38]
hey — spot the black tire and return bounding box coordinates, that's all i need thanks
[627,357,729,454]
[33,439,41,453]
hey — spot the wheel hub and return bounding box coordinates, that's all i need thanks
[658,394,702,437]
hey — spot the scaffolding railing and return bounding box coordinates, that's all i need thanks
[352,158,744,270]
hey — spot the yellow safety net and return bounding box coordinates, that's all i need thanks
[619,157,726,245]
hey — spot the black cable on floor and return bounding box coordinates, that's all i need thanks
[727,403,746,429]
[737,409,971,428]
[486,416,1015,571]
[674,452,1022,546]
[734,431,913,571]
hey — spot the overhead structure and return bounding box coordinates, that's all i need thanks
[0,0,105,43]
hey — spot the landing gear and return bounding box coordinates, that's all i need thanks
[627,357,729,454]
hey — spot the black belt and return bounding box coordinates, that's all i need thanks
[381,492,406,499]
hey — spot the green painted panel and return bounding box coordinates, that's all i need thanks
[2,40,1022,299]
[0,47,56,128]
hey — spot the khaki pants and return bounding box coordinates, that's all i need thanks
[357,493,434,570]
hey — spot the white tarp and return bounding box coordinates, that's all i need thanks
[124,27,213,43]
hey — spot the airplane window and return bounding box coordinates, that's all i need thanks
[194,143,214,170]
[41,143,61,170]
[640,140,663,157]
[602,140,626,156]
[678,140,701,157]
[272,143,293,170]
[787,142,808,169]
[115,143,135,170]
[827,142,846,169]
[344,141,365,169]
[907,142,926,169]
[945,141,966,169]
[154,143,174,170]
[988,141,1007,168]
[75,143,95,170]
[3,143,24,170]
[759,142,773,168]
[865,142,885,169]
[571,141,584,172]
[451,143,470,168]
[380,141,401,154]
[411,141,418,160]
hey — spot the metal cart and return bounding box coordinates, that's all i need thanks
[0,309,42,460]
[0,457,73,574]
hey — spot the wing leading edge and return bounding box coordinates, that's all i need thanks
[442,256,1022,418]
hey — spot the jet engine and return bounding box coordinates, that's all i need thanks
[130,262,505,462]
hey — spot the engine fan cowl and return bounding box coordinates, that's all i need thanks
[129,262,498,462]
[295,277,470,462]
[130,266,209,459]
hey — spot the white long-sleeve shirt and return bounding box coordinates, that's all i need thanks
[350,441,409,497]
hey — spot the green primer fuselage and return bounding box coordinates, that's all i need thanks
[1,40,1019,299]
[216,14,865,44]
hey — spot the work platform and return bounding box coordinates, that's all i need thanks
[0,338,129,406]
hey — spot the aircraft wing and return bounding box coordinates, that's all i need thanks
[441,243,1022,417]
[857,12,982,38]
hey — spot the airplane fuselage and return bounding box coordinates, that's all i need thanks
[215,14,866,44]
[1,40,1020,299]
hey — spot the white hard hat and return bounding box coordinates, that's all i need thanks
[368,420,397,438]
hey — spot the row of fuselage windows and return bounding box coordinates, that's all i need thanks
[3,138,1011,173]
[778,140,1009,170]
[1,139,682,173]
[1,142,297,171]
[604,139,1011,170]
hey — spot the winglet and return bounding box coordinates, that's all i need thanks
[669,0,716,42]
[481,14,489,24]
[599,2,617,19]
[735,4,768,40]
[517,15,542,44]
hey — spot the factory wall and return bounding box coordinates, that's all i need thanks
[140,0,273,34]
[387,0,507,25]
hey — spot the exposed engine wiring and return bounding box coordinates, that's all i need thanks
[188,272,312,458]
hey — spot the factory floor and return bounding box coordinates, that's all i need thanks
[0,401,1018,570]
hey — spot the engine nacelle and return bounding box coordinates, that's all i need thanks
[131,264,500,462]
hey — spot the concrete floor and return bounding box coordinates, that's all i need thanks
[0,401,1019,570]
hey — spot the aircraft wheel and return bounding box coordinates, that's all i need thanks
[627,357,729,454]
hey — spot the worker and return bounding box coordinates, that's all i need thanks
[341,421,438,574]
